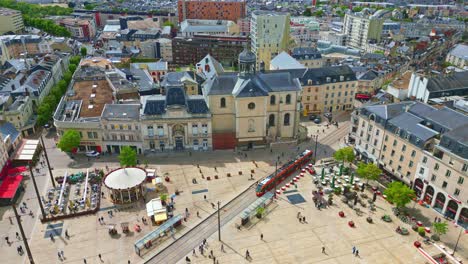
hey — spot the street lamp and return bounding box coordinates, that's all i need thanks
[217,201,221,241]
[12,203,35,263]
[312,135,319,163]
[273,161,278,198]
[40,135,56,188]
[452,225,466,256]
[28,164,46,221]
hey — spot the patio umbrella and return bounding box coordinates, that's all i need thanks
[350,173,355,185]
[321,167,325,180]
[339,164,343,176]
[331,176,336,188]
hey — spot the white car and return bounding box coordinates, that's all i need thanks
[85,151,100,157]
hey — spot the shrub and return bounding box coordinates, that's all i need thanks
[256,207,265,218]
[160,194,168,201]
[334,188,342,195]
[418,227,426,237]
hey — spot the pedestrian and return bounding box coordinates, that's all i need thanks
[197,211,200,217]
[260,233,263,240]
[19,245,23,254]
[16,232,20,240]
[355,250,359,257]
[204,195,207,200]
[22,202,27,209]
[185,256,191,262]
[434,216,437,222]
[193,249,196,256]
[5,236,9,244]
[303,216,306,223]
[128,260,130,264]
[185,208,189,217]
[60,250,64,258]
[297,212,301,219]
[83,259,87,264]
[210,250,213,257]
[352,246,356,254]
[58,251,62,260]
[50,233,54,241]
[211,202,215,209]
[245,249,250,259]
[98,253,102,260]
[221,244,224,252]
[322,246,325,253]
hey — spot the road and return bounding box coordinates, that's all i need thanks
[145,184,259,264]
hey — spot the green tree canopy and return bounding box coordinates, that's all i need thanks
[70,56,81,65]
[356,162,382,184]
[333,147,355,164]
[119,146,137,167]
[163,21,175,28]
[80,47,87,57]
[432,222,448,237]
[58,130,81,153]
[383,181,415,208]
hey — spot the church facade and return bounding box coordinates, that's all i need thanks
[203,49,304,150]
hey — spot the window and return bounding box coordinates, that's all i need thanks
[285,94,291,104]
[373,139,378,146]
[376,129,380,136]
[389,160,393,165]
[419,168,425,174]
[284,113,290,126]
[368,125,373,132]
[202,124,208,134]
[220,97,226,108]
[391,150,395,157]
[248,119,255,132]
[128,125,132,131]
[462,164,468,172]
[431,174,436,182]
[383,145,387,151]
[399,155,404,162]
[422,156,427,164]
[129,135,134,141]
[93,132,97,139]
[325,94,329,98]
[445,170,451,177]
[454,188,460,196]
[87,132,93,139]
[192,124,198,136]
[119,124,123,130]
[457,177,464,185]
[411,150,416,157]
[157,125,164,136]
[268,114,275,127]
[442,181,447,189]
[402,145,406,151]
[384,135,388,142]
[120,135,125,141]
[406,171,411,178]
[393,140,397,146]
[381,155,385,160]
[112,134,117,141]
[270,95,276,105]
[111,124,115,130]
[434,163,439,170]
[409,161,413,167]
[148,126,154,137]
[248,102,255,110]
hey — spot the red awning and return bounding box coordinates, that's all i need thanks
[0,175,23,199]
[7,166,28,175]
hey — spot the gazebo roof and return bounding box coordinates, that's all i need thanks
[104,167,146,190]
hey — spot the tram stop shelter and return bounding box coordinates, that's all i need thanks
[240,192,273,225]
[103,167,147,204]
[146,198,167,225]
[134,214,183,256]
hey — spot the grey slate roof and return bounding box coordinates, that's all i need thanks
[142,90,210,115]
[363,101,413,120]
[426,72,468,92]
[300,65,357,86]
[166,87,186,106]
[408,102,437,117]
[0,122,20,143]
[101,104,140,120]
[388,112,438,142]
[357,70,379,81]
[291,47,322,60]
[187,98,210,114]
[144,99,166,115]
[425,107,468,131]
[448,44,468,60]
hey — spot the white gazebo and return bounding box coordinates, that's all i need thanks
[103,167,147,204]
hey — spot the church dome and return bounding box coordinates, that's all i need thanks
[238,48,256,64]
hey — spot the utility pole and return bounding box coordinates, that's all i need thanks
[313,135,319,163]
[452,226,465,256]
[217,201,221,241]
[12,204,35,264]
[273,161,278,198]
[28,164,46,221]
[40,135,56,188]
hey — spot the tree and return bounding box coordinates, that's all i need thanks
[163,21,175,28]
[383,181,415,209]
[303,8,312,16]
[69,56,81,65]
[80,47,87,57]
[333,147,355,165]
[432,222,448,238]
[356,162,382,184]
[68,64,77,73]
[119,146,137,167]
[57,130,81,153]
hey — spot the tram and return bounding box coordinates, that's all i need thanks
[255,149,313,196]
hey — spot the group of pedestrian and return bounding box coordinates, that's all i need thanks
[107,210,114,218]
[141,217,148,225]
[434,216,442,223]
[98,216,105,224]
[16,245,23,255]
[352,246,360,257]
[57,250,65,261]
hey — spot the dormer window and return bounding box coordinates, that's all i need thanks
[340,76,344,81]
[308,79,312,85]
[326,77,331,83]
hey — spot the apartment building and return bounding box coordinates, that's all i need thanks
[0,8,24,35]
[291,47,323,68]
[59,18,96,42]
[351,101,467,227]
[180,19,239,37]
[177,0,246,23]
[300,65,357,115]
[445,44,468,69]
[250,11,290,70]
[342,13,383,50]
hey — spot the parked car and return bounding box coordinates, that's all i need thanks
[85,151,100,157]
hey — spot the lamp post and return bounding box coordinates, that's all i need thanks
[40,135,56,188]
[313,135,319,163]
[28,164,46,221]
[217,201,221,241]
[273,161,278,198]
[12,204,35,263]
[452,225,465,256]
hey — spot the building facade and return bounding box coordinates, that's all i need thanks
[407,71,468,103]
[343,13,383,50]
[446,44,468,69]
[350,102,467,227]
[250,11,290,70]
[0,8,24,35]
[300,65,358,115]
[177,0,246,23]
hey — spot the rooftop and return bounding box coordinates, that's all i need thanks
[270,52,305,70]
[0,7,21,16]
[390,71,412,90]
[80,58,113,69]
[300,65,356,85]
[448,44,468,60]
[69,79,114,118]
[101,104,140,120]
[291,47,322,60]
[426,72,468,92]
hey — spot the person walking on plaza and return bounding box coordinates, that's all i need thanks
[18,245,23,254]
[352,246,356,254]
[60,250,64,259]
[355,249,359,257]
[260,233,263,240]
[83,259,87,264]
[245,249,250,259]
[221,244,224,252]
[58,251,62,261]
[98,253,102,261]
[16,232,20,240]
[322,246,326,254]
